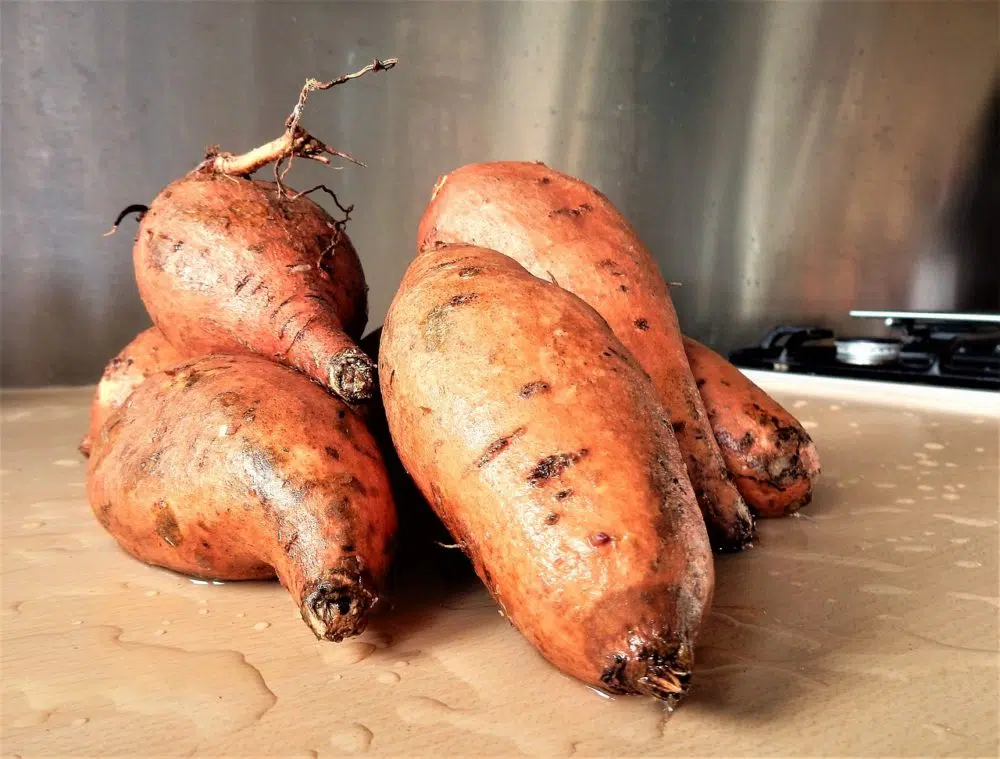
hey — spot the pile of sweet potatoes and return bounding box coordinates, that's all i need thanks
[83,63,820,708]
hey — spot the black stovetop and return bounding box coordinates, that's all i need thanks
[728,311,1000,391]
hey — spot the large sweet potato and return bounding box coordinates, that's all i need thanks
[684,337,821,517]
[78,326,183,458]
[86,353,397,641]
[379,245,714,703]
[133,174,373,403]
[416,161,754,552]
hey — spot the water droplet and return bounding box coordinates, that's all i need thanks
[885,537,898,543]
[22,521,42,529]
[895,498,916,505]
[211,580,225,586]
[332,673,343,681]
[587,686,614,700]
[860,584,912,596]
[792,400,808,408]
[161,619,171,626]
[53,459,80,467]
[933,514,996,527]
[394,660,409,668]
[144,590,159,597]
[848,421,859,428]
[376,671,401,684]
[923,442,945,451]
[828,404,841,411]
[253,621,270,631]
[154,629,166,636]
[950,537,970,544]
[917,485,934,492]
[329,723,373,754]
[900,536,913,542]
[319,642,375,666]
[957,483,966,489]
[801,420,818,429]
[896,464,914,470]
[874,482,896,489]
[72,619,83,625]
[944,462,958,468]
[199,608,210,616]
[190,579,209,586]
[954,560,981,569]
[236,612,246,618]
[923,531,934,536]
[942,493,960,501]
[198,599,208,605]
[975,447,985,453]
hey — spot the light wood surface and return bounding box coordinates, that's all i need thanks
[2,378,998,757]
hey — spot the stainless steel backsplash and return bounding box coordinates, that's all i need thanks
[2,0,997,387]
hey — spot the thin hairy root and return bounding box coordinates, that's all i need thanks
[103,204,149,236]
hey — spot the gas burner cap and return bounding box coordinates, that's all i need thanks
[835,338,903,366]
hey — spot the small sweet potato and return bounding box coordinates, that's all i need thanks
[684,337,821,517]
[86,353,397,641]
[417,161,754,552]
[133,173,373,403]
[379,245,714,703]
[78,326,183,458]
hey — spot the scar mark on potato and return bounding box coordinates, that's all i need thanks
[672,421,686,436]
[550,203,593,218]
[598,259,625,277]
[634,318,650,331]
[590,532,612,546]
[538,177,552,185]
[528,449,589,486]
[555,489,573,500]
[475,426,527,468]
[324,446,340,460]
[422,293,481,350]
[545,513,560,525]
[458,267,482,278]
[153,501,182,547]
[519,381,551,399]
[696,378,706,388]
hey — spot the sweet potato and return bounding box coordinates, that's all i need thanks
[78,326,183,458]
[416,161,755,552]
[683,337,821,517]
[86,353,397,641]
[378,245,714,703]
[133,173,374,403]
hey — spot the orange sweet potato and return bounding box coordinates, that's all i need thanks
[684,337,821,517]
[379,245,714,703]
[86,353,397,641]
[78,326,183,458]
[417,161,754,552]
[133,174,373,403]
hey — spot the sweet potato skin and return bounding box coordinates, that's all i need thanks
[78,327,183,458]
[684,337,821,518]
[134,173,374,403]
[379,245,714,702]
[86,353,397,641]
[416,161,754,552]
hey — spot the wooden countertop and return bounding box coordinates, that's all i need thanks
[2,374,998,757]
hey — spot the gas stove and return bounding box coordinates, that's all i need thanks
[728,310,1000,391]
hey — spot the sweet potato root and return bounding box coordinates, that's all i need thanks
[133,174,373,403]
[416,161,754,552]
[78,326,183,458]
[86,353,397,642]
[379,245,714,703]
[684,337,821,517]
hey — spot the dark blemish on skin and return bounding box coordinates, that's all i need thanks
[172,240,184,253]
[420,406,432,415]
[619,284,629,293]
[740,432,755,450]
[672,421,686,435]
[519,381,551,399]
[696,378,706,388]
[555,489,573,501]
[448,293,479,307]
[341,543,355,553]
[284,533,300,553]
[243,408,256,423]
[634,318,650,331]
[183,370,203,389]
[153,501,182,547]
[324,446,340,460]
[527,449,589,486]
[270,296,295,321]
[550,203,592,218]
[590,532,612,546]
[201,540,211,549]
[214,391,241,408]
[475,426,527,468]
[422,293,481,349]
[337,409,346,420]
[545,513,560,525]
[97,502,113,528]
[539,177,552,185]
[278,315,297,340]
[458,267,482,278]
[721,379,732,387]
[598,259,617,269]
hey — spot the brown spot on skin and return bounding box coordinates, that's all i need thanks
[183,370,203,389]
[420,406,432,415]
[590,532,612,546]
[538,177,552,185]
[213,391,242,408]
[672,421,686,435]
[634,318,650,331]
[341,543,355,553]
[555,489,573,500]
[324,446,340,460]
[619,284,629,293]
[740,432,755,450]
[153,501,182,547]
[458,267,482,278]
[475,426,527,468]
[234,274,252,294]
[721,379,732,387]
[545,513,560,525]
[696,378,706,388]
[550,203,593,218]
[528,449,589,486]
[598,258,617,269]
[519,381,551,399]
[97,502,113,528]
